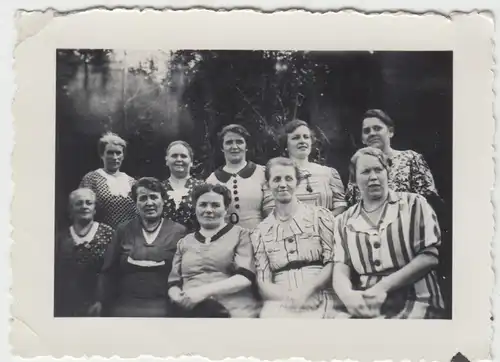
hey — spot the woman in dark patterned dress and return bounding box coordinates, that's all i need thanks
[89,177,186,317]
[54,188,114,317]
[79,132,137,229]
[162,140,204,232]
[345,109,441,207]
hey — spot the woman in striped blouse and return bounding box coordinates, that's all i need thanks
[332,147,445,319]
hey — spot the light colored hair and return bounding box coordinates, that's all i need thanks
[349,147,391,184]
[68,188,96,209]
[97,132,127,156]
[264,157,301,185]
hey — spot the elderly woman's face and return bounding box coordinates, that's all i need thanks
[195,191,227,230]
[101,143,124,173]
[355,154,388,201]
[268,164,298,204]
[166,144,192,177]
[287,125,312,159]
[136,186,164,222]
[70,191,96,221]
[361,117,393,151]
[222,131,247,164]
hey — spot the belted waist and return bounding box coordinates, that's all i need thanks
[274,260,323,274]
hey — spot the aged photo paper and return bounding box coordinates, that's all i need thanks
[11,9,494,361]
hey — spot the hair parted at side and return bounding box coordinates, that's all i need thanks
[217,124,251,146]
[131,177,166,202]
[363,109,395,129]
[264,157,301,184]
[166,140,194,160]
[98,132,127,156]
[348,147,391,184]
[192,183,232,209]
[279,119,315,153]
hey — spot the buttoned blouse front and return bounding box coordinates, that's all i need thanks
[333,191,445,318]
[168,224,259,318]
[206,161,271,230]
[251,202,335,284]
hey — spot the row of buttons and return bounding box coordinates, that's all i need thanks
[232,179,240,209]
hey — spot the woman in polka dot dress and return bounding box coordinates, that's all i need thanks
[54,188,114,317]
[206,124,272,231]
[79,132,137,229]
[162,140,204,232]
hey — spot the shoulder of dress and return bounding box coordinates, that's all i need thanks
[98,223,115,233]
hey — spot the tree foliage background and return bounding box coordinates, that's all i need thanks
[56,49,452,226]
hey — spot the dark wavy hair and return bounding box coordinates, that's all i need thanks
[362,109,395,130]
[217,124,251,147]
[279,119,316,155]
[192,183,232,209]
[131,177,166,202]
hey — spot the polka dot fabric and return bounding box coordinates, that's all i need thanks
[80,170,137,229]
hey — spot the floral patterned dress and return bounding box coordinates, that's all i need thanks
[54,222,114,317]
[346,150,439,207]
[162,177,205,233]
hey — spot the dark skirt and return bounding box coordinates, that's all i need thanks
[108,297,169,317]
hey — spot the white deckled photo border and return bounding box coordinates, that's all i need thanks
[11,9,494,361]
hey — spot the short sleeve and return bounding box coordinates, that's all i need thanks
[250,229,273,284]
[410,152,439,197]
[167,238,185,290]
[79,171,94,189]
[329,167,347,210]
[233,228,256,283]
[316,208,335,264]
[332,213,352,267]
[410,194,441,259]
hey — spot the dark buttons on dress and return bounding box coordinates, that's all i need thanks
[233,190,238,195]
[289,249,296,254]
[235,204,240,209]
[373,242,381,249]
[234,197,240,202]
[374,260,381,267]
[287,237,294,243]
[233,179,237,184]
[233,185,238,189]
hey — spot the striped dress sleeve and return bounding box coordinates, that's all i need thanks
[408,193,441,259]
[250,228,272,284]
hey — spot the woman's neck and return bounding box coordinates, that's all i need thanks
[169,174,189,188]
[72,219,94,234]
[200,223,226,238]
[102,168,120,176]
[290,156,309,169]
[223,160,247,174]
[142,217,162,231]
[274,199,299,221]
[362,192,389,212]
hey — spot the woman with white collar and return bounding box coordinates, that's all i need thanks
[206,124,272,231]
[54,188,114,317]
[79,132,137,229]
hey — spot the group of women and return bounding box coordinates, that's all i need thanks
[55,109,447,319]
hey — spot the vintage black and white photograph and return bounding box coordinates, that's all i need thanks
[54,49,453,319]
[11,10,493,360]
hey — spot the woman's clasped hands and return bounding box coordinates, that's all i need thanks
[281,287,322,311]
[169,286,210,310]
[343,285,387,318]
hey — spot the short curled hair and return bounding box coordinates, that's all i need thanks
[98,132,127,156]
[217,124,251,146]
[279,119,315,154]
[362,109,395,130]
[192,183,232,209]
[166,140,194,160]
[264,157,301,185]
[130,177,166,203]
[68,187,96,209]
[348,147,391,184]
